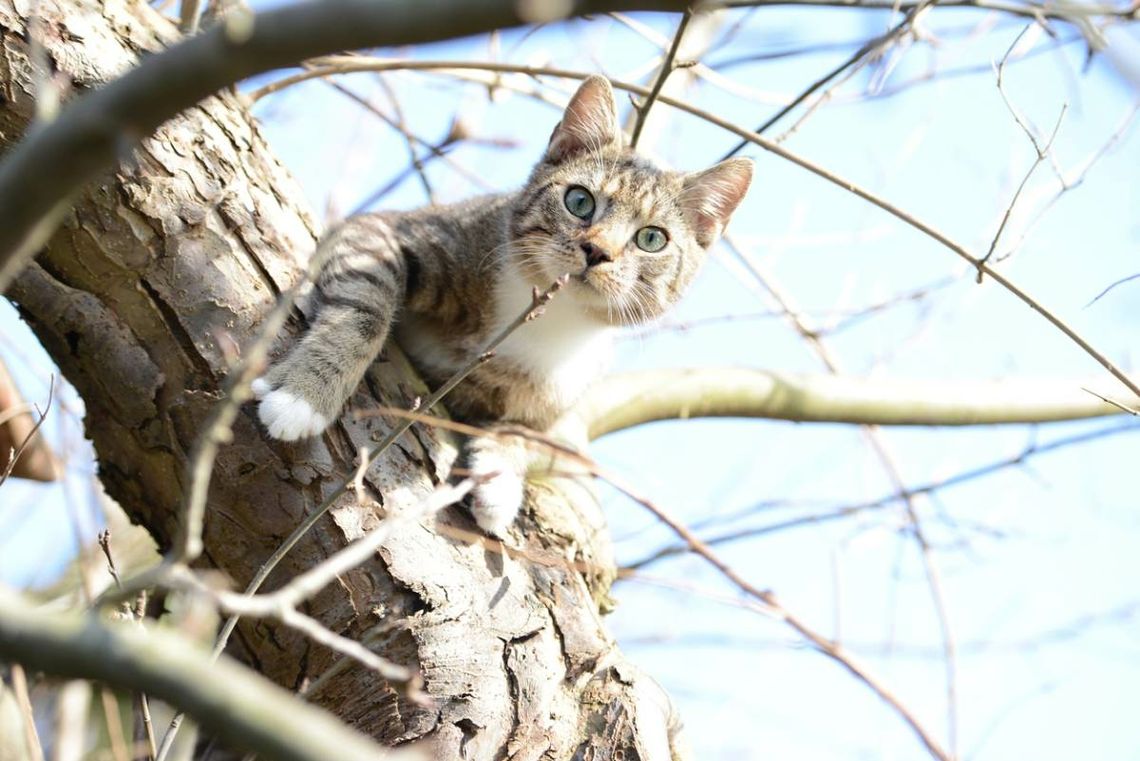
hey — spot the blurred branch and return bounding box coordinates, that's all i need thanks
[706,0,1140,23]
[9,664,45,761]
[0,373,56,486]
[625,420,1140,568]
[1087,272,1140,306]
[610,12,785,104]
[0,360,58,482]
[0,588,414,761]
[721,0,935,156]
[581,368,1139,439]
[178,0,201,33]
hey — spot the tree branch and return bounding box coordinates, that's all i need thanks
[246,57,1140,401]
[706,0,1139,23]
[579,368,1138,439]
[0,0,686,289]
[0,588,416,761]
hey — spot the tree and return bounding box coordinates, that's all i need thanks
[0,1,1137,760]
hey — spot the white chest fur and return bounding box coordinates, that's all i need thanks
[492,267,614,408]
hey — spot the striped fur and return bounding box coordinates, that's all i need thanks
[255,76,752,534]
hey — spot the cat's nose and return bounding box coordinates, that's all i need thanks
[580,240,613,267]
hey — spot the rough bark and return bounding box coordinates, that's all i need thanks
[0,2,684,759]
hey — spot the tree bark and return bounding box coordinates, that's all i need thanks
[0,2,685,759]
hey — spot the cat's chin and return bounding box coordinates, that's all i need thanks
[560,273,615,316]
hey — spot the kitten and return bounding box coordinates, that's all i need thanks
[253,76,752,535]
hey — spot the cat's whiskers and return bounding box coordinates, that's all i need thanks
[623,278,657,327]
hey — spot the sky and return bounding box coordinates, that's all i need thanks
[2,4,1139,760]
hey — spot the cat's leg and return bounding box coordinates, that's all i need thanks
[463,428,534,537]
[255,217,406,441]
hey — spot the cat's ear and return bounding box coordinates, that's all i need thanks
[545,75,623,162]
[680,158,754,247]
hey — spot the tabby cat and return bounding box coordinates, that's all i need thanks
[253,75,752,535]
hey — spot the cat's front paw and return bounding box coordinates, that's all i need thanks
[253,378,332,441]
[468,449,525,537]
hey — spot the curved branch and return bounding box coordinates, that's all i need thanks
[708,0,1139,22]
[0,0,685,288]
[0,589,412,761]
[245,57,1140,401]
[580,368,1138,439]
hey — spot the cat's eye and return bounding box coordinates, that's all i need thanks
[635,226,668,252]
[564,186,595,220]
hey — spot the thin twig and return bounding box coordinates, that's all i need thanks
[10,664,45,761]
[999,102,1139,265]
[251,58,1140,400]
[722,0,935,156]
[97,530,159,761]
[374,75,435,203]
[100,687,131,761]
[727,236,959,756]
[609,11,785,105]
[315,74,437,203]
[1081,387,1139,416]
[1086,272,1140,307]
[978,27,1068,279]
[704,0,1139,24]
[179,0,201,34]
[629,9,694,148]
[626,420,1140,567]
[0,375,53,488]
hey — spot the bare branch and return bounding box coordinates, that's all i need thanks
[249,57,1140,400]
[728,241,960,754]
[9,664,45,761]
[0,375,54,488]
[721,0,935,157]
[977,26,1068,278]
[626,420,1140,567]
[1086,272,1140,307]
[629,9,694,148]
[597,466,953,761]
[0,588,418,761]
[0,0,689,289]
[178,0,201,33]
[579,368,1138,438]
[705,0,1140,24]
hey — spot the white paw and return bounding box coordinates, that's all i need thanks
[250,376,272,399]
[258,388,331,441]
[470,460,524,537]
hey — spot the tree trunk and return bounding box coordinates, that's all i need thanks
[0,1,685,758]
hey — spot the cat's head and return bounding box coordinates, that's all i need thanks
[509,75,752,326]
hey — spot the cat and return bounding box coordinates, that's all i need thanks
[252,75,752,536]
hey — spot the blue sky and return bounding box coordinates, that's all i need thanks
[2,4,1139,759]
